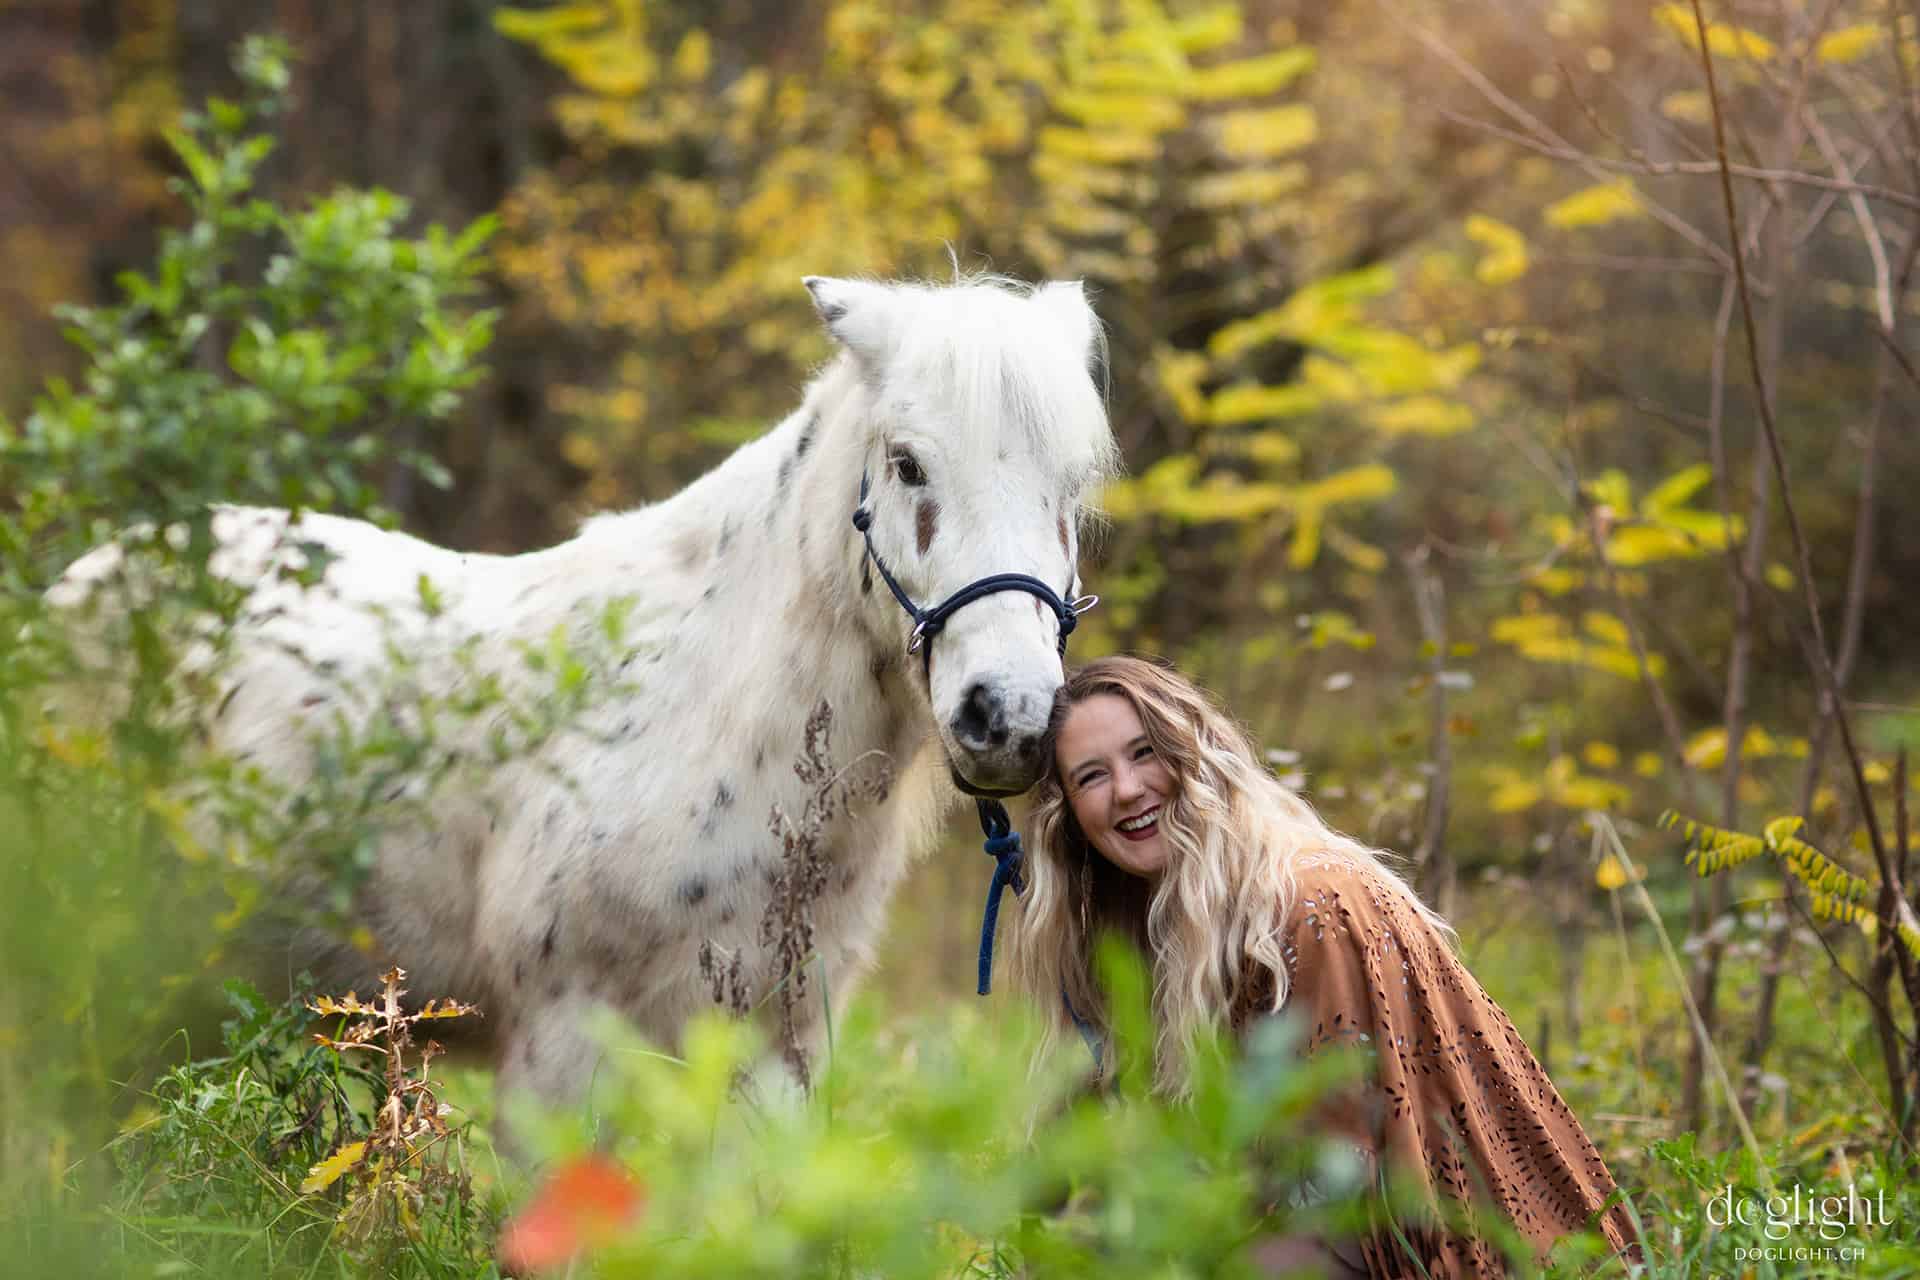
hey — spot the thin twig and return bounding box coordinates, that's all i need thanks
[1419,100,1920,214]
[1595,814,1772,1190]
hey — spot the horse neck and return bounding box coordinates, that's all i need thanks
[674,357,920,759]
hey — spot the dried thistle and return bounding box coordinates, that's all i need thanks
[755,700,894,1090]
[301,966,481,1257]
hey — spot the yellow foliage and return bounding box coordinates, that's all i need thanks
[1464,214,1530,285]
[1595,854,1643,890]
[1660,90,1712,124]
[1366,395,1475,437]
[1582,611,1628,647]
[1816,25,1881,64]
[1653,3,1777,60]
[1207,265,1397,359]
[1294,463,1398,508]
[1583,741,1621,770]
[1187,165,1309,208]
[301,1140,369,1194]
[1681,725,1786,769]
[1171,6,1243,52]
[1208,381,1322,424]
[1245,429,1301,467]
[1641,463,1712,515]
[1545,180,1644,229]
[1325,524,1387,573]
[1037,124,1159,164]
[1152,348,1212,423]
[671,30,711,82]
[1489,612,1664,680]
[1186,48,1317,100]
[1214,104,1318,159]
[1052,89,1186,132]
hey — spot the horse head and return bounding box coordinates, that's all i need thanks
[805,274,1117,796]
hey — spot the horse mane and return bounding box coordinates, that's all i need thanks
[878,272,1120,494]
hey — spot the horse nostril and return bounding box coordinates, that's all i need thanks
[951,681,1006,750]
[1015,733,1041,763]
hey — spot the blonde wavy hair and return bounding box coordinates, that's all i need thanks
[1008,655,1450,1093]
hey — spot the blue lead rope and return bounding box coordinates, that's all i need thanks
[975,791,1103,1069]
[975,797,1025,996]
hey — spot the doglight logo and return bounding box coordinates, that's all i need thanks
[1707,1182,1891,1266]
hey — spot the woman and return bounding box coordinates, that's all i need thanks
[1008,656,1636,1278]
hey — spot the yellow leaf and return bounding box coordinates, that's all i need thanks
[1653,4,1777,59]
[1546,180,1644,229]
[1052,90,1186,133]
[1288,507,1323,568]
[36,723,106,768]
[1634,751,1663,778]
[1607,523,1735,565]
[1245,429,1300,467]
[1684,728,1728,769]
[670,30,710,82]
[1559,776,1631,809]
[1214,105,1318,159]
[1186,165,1308,208]
[301,1141,368,1194]
[1172,6,1243,53]
[1764,562,1795,591]
[1295,463,1398,508]
[1208,382,1322,424]
[1583,742,1621,770]
[1082,61,1183,95]
[1865,760,1893,784]
[1486,769,1542,813]
[1154,349,1212,424]
[1582,611,1628,646]
[1464,214,1530,285]
[1660,90,1712,124]
[1641,463,1713,516]
[1816,25,1881,65]
[1185,48,1317,100]
[1036,126,1157,164]
[1318,331,1480,395]
[1325,524,1387,573]
[1207,266,1396,359]
[1596,854,1643,890]
[1367,396,1475,437]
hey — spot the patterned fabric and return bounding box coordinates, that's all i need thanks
[1229,855,1637,1278]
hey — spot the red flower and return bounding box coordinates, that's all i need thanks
[499,1153,646,1271]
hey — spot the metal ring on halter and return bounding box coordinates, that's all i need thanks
[1069,593,1099,617]
[907,620,929,654]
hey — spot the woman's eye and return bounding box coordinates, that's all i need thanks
[1076,769,1104,788]
[1132,744,1154,761]
[891,448,927,487]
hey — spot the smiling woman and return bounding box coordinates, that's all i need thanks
[1008,655,1639,1278]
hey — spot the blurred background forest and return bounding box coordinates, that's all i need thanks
[6,0,1920,1271]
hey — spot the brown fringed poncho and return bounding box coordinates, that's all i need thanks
[1229,855,1637,1278]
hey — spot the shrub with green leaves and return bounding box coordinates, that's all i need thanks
[0,32,504,1269]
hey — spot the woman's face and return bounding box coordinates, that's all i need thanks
[1056,692,1175,879]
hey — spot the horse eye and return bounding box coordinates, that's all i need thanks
[890,448,927,487]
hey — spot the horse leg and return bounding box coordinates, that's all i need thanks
[492,994,609,1158]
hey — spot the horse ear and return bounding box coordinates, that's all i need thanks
[803,276,897,366]
[1036,280,1100,375]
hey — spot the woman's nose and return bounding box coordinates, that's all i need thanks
[1112,762,1144,803]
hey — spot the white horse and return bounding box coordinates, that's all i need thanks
[51,274,1117,1106]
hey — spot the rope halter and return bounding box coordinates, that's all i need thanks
[851,469,1097,994]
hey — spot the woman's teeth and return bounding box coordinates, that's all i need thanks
[1117,808,1159,833]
